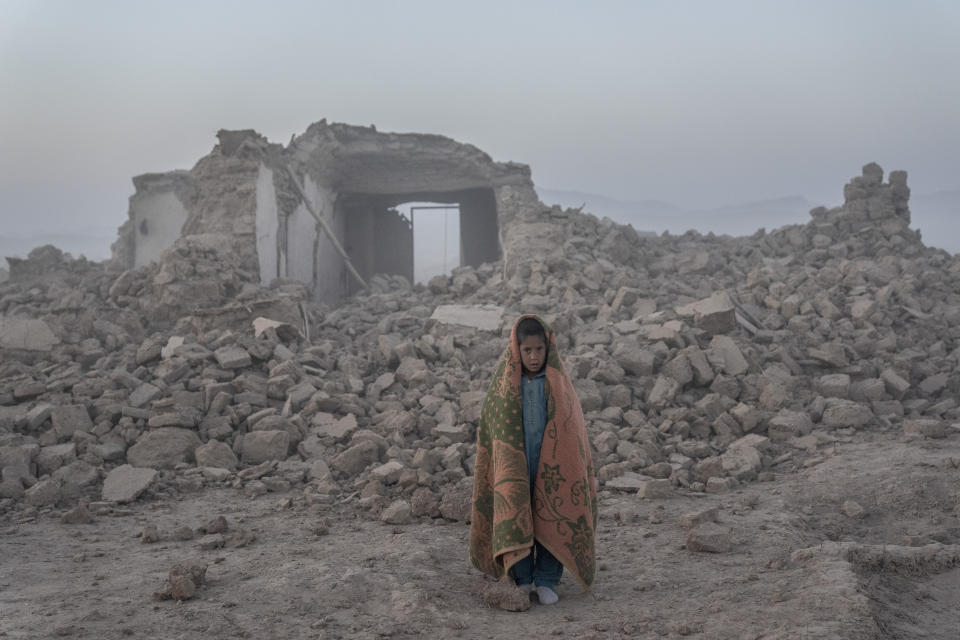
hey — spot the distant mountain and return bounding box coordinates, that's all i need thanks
[538,186,959,254]
[537,187,818,237]
[0,232,114,267]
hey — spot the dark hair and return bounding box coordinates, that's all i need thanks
[516,317,547,345]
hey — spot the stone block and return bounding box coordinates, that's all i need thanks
[662,354,693,387]
[636,478,674,499]
[370,460,404,484]
[429,304,504,331]
[0,317,59,351]
[214,345,252,370]
[573,378,603,412]
[439,478,473,522]
[821,401,872,429]
[816,374,851,399]
[918,373,948,397]
[195,440,238,470]
[102,464,157,503]
[24,478,61,506]
[680,507,718,529]
[314,413,357,442]
[675,291,737,335]
[902,419,947,439]
[768,410,812,441]
[331,440,380,476]
[26,403,52,430]
[686,523,732,553]
[128,383,162,409]
[648,376,680,408]
[612,341,656,376]
[127,428,202,469]
[605,472,653,491]
[709,336,749,376]
[381,499,412,525]
[240,430,290,465]
[881,368,910,399]
[432,423,472,443]
[35,443,76,475]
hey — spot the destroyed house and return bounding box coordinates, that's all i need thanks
[112,121,538,302]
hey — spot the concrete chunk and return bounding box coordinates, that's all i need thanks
[605,472,654,491]
[675,291,737,334]
[102,464,157,503]
[128,383,162,408]
[686,523,732,553]
[903,419,947,439]
[331,440,381,476]
[195,440,238,470]
[24,478,61,506]
[127,428,202,469]
[636,478,674,499]
[313,413,357,442]
[0,316,59,351]
[881,368,910,399]
[709,336,749,376]
[50,405,93,439]
[821,401,872,429]
[214,345,252,369]
[430,304,504,331]
[240,430,289,465]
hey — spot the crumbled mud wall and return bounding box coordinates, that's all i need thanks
[110,171,194,268]
[113,121,535,303]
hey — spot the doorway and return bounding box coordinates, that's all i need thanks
[396,202,461,284]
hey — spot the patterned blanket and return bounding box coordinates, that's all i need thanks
[469,315,598,590]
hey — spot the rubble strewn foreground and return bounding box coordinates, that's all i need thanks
[1,162,959,638]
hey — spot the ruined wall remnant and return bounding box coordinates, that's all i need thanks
[113,120,538,302]
[111,171,194,269]
[806,162,920,259]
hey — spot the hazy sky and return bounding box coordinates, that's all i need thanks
[1,0,958,239]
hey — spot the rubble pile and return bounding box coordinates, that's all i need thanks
[1,163,958,524]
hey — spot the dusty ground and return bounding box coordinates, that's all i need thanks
[2,428,958,640]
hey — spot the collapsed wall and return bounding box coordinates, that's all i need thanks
[112,121,536,303]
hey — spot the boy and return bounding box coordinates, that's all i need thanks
[469,315,597,606]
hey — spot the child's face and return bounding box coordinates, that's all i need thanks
[518,335,547,374]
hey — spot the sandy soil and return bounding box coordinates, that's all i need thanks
[2,429,958,640]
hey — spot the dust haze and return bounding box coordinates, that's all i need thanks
[1,3,959,640]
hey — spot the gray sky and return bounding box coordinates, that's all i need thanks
[1,0,958,241]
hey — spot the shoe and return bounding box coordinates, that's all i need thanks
[517,583,535,594]
[535,586,559,605]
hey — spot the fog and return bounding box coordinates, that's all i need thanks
[1,0,958,262]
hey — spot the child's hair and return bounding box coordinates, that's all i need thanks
[516,317,547,345]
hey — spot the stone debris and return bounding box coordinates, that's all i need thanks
[841,500,866,519]
[0,153,956,543]
[680,507,719,530]
[481,580,532,612]
[141,524,160,543]
[101,465,157,503]
[902,418,947,439]
[429,304,504,331]
[202,515,229,534]
[153,562,208,602]
[686,523,733,553]
[0,316,59,352]
[60,501,95,524]
[126,428,202,469]
[381,499,413,525]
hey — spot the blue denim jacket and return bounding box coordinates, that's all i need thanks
[521,369,548,484]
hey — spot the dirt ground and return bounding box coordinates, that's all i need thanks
[2,428,958,640]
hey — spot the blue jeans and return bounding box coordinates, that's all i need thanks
[511,540,563,589]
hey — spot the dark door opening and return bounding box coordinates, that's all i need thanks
[339,187,499,296]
